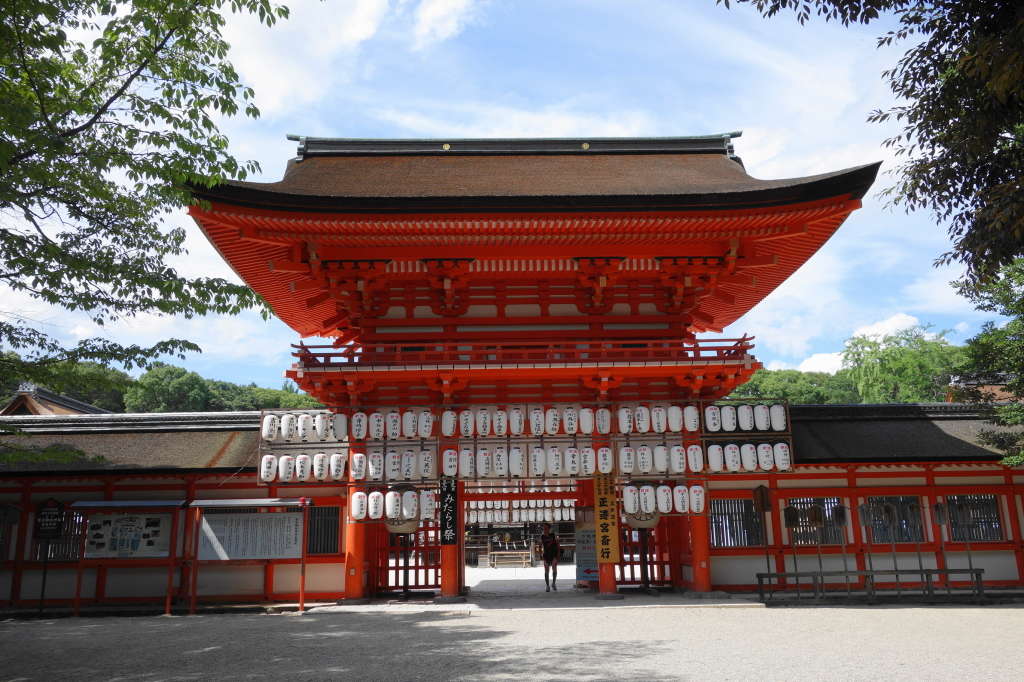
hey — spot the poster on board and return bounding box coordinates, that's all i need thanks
[85,513,172,558]
[199,512,303,560]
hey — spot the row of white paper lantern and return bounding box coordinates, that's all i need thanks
[467,507,578,524]
[349,489,436,521]
[467,499,575,509]
[622,484,707,514]
[261,404,788,444]
[260,441,792,483]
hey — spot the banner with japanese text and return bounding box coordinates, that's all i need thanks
[594,473,621,564]
[439,478,459,545]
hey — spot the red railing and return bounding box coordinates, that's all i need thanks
[292,336,755,368]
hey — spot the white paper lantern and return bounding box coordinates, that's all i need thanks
[596,408,612,435]
[757,443,774,471]
[547,445,563,476]
[704,405,722,432]
[618,446,635,474]
[669,445,685,474]
[386,449,402,480]
[402,410,417,438]
[459,409,474,437]
[401,490,419,520]
[401,450,417,480]
[369,412,386,441]
[721,405,737,432]
[368,451,384,480]
[667,405,684,433]
[420,490,436,519]
[656,485,673,514]
[769,404,787,431]
[417,449,434,478]
[476,447,491,477]
[296,454,311,481]
[673,486,690,513]
[651,406,668,434]
[351,412,368,440]
[545,407,561,435]
[683,405,701,432]
[441,448,458,477]
[259,454,276,482]
[634,405,651,433]
[578,407,595,435]
[753,404,770,431]
[636,445,653,474]
[475,408,491,437]
[314,413,331,441]
[688,485,706,514]
[368,491,384,519]
[261,414,279,441]
[350,491,367,520]
[564,447,580,476]
[617,406,633,434]
[724,444,741,472]
[707,444,724,472]
[417,410,434,438]
[653,445,669,473]
[562,407,578,435]
[509,407,525,435]
[740,444,758,472]
[297,414,315,441]
[597,447,614,474]
[509,446,525,477]
[331,413,348,442]
[737,404,754,431]
[330,453,348,480]
[773,442,792,470]
[622,485,639,515]
[638,485,656,514]
[350,452,367,480]
[279,455,297,482]
[280,414,298,441]
[468,510,478,525]
[441,410,457,437]
[686,444,705,472]
[554,507,564,522]
[313,453,329,480]
[386,411,402,440]
[492,445,508,477]
[530,446,546,477]
[459,447,476,478]
[492,409,508,436]
[580,447,596,475]
[529,408,545,436]
[385,490,402,519]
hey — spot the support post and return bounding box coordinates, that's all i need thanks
[690,512,712,592]
[343,491,369,600]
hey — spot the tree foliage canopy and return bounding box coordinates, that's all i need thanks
[1,0,286,388]
[841,325,963,402]
[729,368,859,403]
[718,0,1024,282]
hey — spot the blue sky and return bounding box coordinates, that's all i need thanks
[11,0,993,388]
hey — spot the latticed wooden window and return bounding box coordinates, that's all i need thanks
[307,506,340,555]
[946,494,1004,542]
[31,511,85,561]
[865,496,926,543]
[710,498,765,547]
[786,497,846,546]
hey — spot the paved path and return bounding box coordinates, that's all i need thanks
[2,602,1022,680]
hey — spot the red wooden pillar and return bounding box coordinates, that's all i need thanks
[666,513,687,589]
[343,489,369,600]
[690,511,712,592]
[440,480,464,598]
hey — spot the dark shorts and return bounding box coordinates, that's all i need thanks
[543,551,558,563]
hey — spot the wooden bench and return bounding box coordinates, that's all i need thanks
[756,568,986,602]
[489,550,532,568]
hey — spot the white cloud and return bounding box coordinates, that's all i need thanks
[954,321,970,334]
[374,100,655,138]
[899,266,978,316]
[797,352,844,374]
[851,312,920,340]
[412,0,480,50]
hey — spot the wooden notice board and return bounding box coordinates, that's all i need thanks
[594,474,621,564]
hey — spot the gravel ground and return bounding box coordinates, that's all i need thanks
[2,603,1022,681]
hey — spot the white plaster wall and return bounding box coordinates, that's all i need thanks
[104,567,177,598]
[945,551,1018,581]
[710,556,768,585]
[272,563,345,593]
[19,567,95,599]
[196,565,264,595]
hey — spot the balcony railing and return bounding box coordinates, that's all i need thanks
[292,336,755,369]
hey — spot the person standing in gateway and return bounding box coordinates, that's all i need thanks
[539,523,560,592]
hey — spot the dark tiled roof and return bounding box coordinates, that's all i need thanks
[1,384,110,416]
[190,135,881,212]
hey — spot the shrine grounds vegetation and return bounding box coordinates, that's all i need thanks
[719,1,1024,285]
[1,0,288,393]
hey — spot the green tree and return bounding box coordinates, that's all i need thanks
[729,369,860,404]
[43,360,134,412]
[718,1,1024,282]
[124,364,210,412]
[955,258,1024,465]
[1,0,287,389]
[841,325,964,403]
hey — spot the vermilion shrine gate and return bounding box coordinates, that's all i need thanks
[188,134,880,599]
